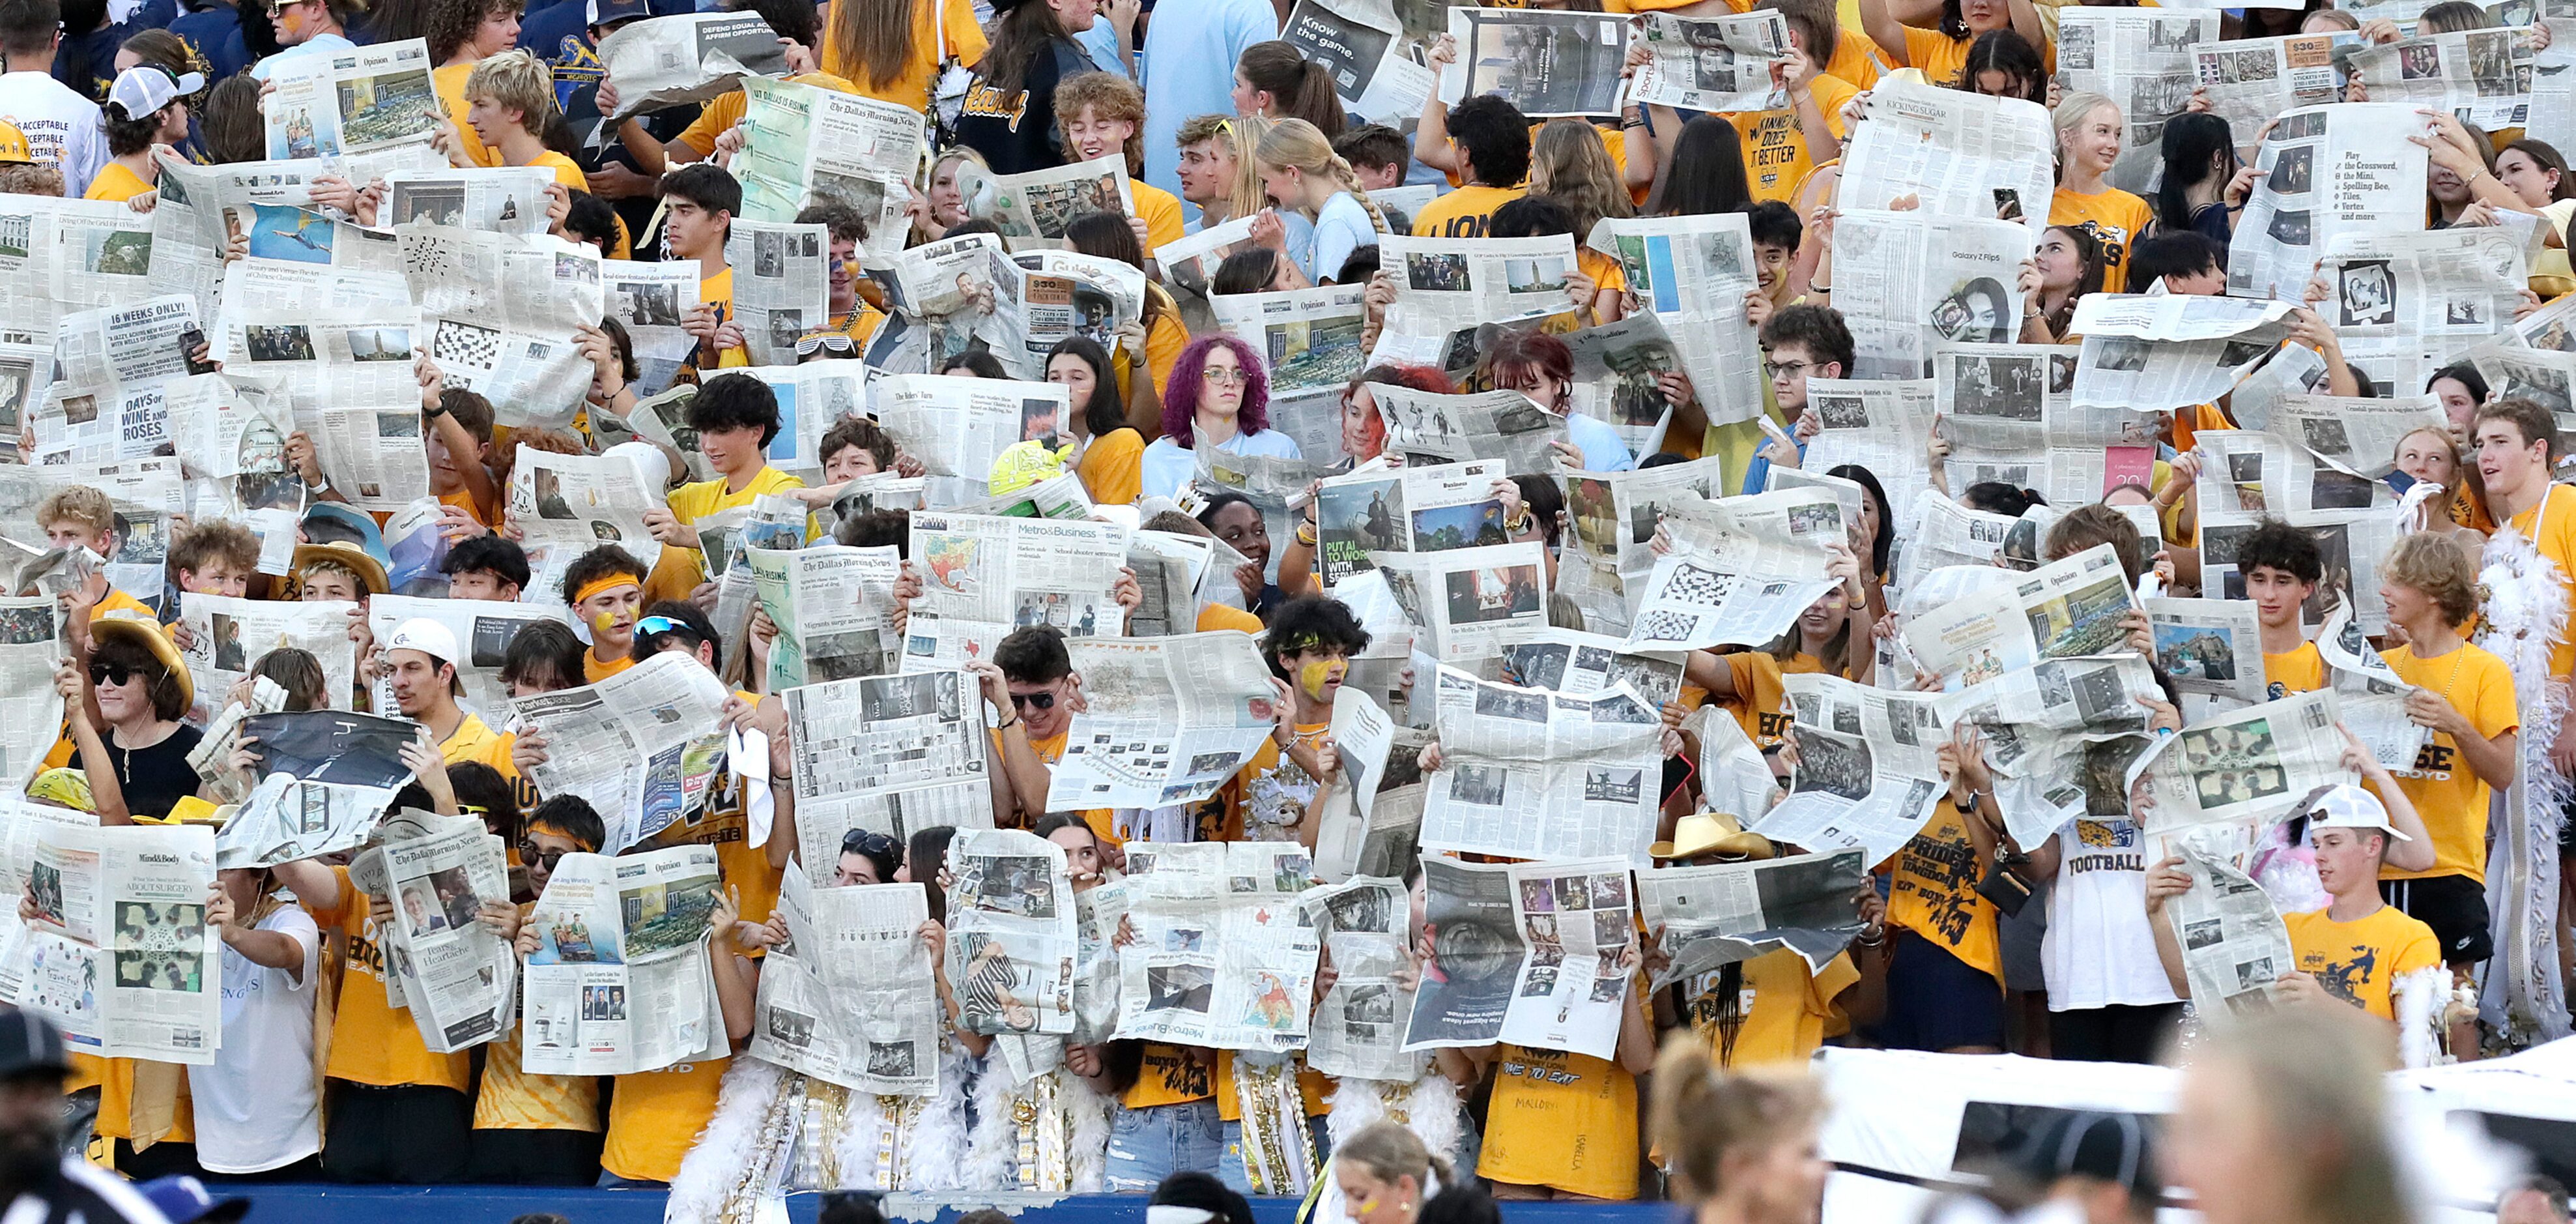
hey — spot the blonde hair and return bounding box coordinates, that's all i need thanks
[1254,117,1388,235]
[35,487,111,535]
[1335,1121,1449,1189]
[296,556,366,599]
[1530,118,1633,240]
[2394,425,2485,509]
[827,0,916,91]
[2381,528,2483,627]
[2191,1009,2409,1224]
[2054,91,2120,180]
[465,48,554,136]
[1649,1035,1826,1204]
[0,163,61,196]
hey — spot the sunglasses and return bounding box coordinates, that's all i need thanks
[517,841,571,871]
[795,332,857,359]
[89,663,139,687]
[842,829,899,855]
[634,615,687,639]
[1009,690,1057,711]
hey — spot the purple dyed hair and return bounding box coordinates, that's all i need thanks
[1160,334,1272,446]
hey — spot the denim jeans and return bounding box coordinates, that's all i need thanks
[1104,1100,1225,1191]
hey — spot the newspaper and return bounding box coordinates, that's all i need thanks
[1936,342,2155,506]
[160,373,293,484]
[1829,208,2035,379]
[521,844,730,1075]
[1209,284,1371,411]
[713,219,830,369]
[725,358,866,476]
[1837,78,2055,233]
[146,156,340,315]
[261,38,447,183]
[1123,530,1216,638]
[1110,841,1320,1051]
[784,669,991,886]
[732,76,921,259]
[903,512,1130,667]
[0,596,63,790]
[401,229,605,427]
[0,798,90,987]
[2192,430,2400,634]
[749,873,941,1095]
[2311,227,2526,389]
[31,296,204,467]
[1404,855,1635,1059]
[1313,459,1504,588]
[2351,27,2534,130]
[2229,104,2431,302]
[748,544,900,688]
[985,250,1148,379]
[1298,876,1415,1081]
[1420,664,1665,859]
[1495,624,1684,706]
[1622,488,1846,653]
[1901,543,2138,690]
[955,154,1134,244]
[1737,674,1945,864]
[2317,602,2428,770]
[378,167,554,232]
[2164,842,2297,1017]
[1369,541,1550,663]
[1282,0,1437,123]
[1634,849,1867,989]
[0,195,156,345]
[349,812,514,1051]
[2132,688,2353,851]
[1554,456,1723,633]
[2263,392,2448,479]
[1626,10,1790,111]
[2149,597,2267,705]
[1583,214,1766,428]
[2067,293,2295,413]
[602,260,701,398]
[1310,690,1431,883]
[1,464,183,609]
[506,448,665,579]
[1045,632,1275,811]
[885,231,1010,319]
[2053,8,2224,192]
[1154,216,1258,298]
[1437,8,1629,116]
[2194,33,2360,158]
[4,824,219,1062]
[1369,385,1571,475]
[2538,14,2576,142]
[594,11,787,126]
[1068,875,1130,1043]
[1796,376,1935,527]
[1380,233,1583,341]
[2470,341,2576,432]
[1932,651,2165,848]
[175,593,360,722]
[944,828,1078,1036]
[509,652,735,852]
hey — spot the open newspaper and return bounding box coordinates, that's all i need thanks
[1046,632,1275,811]
[379,167,553,231]
[871,372,1057,489]
[1830,208,2033,378]
[506,448,665,582]
[1583,213,1765,427]
[1936,342,2153,506]
[5,824,219,1062]
[1405,855,1635,1059]
[1379,233,1582,346]
[2192,429,2400,634]
[1635,849,1868,989]
[956,154,1134,244]
[784,669,991,885]
[364,594,571,720]
[0,597,63,789]
[1559,313,1678,456]
[2149,596,2267,705]
[1751,674,1949,866]
[1796,377,1936,529]
[944,829,1078,1036]
[1371,385,1571,474]
[2351,27,2534,130]
[904,512,1130,667]
[2311,227,2526,392]
[990,250,1147,379]
[2068,293,2294,413]
[1154,216,1258,300]
[2259,393,2446,480]
[2164,843,2298,1018]
[1209,284,1371,415]
[603,259,700,397]
[1626,10,1790,111]
[1422,664,1665,859]
[749,544,901,687]
[2229,104,2430,302]
[885,231,1010,320]
[1497,625,1686,705]
[1622,488,1846,652]
[509,652,734,852]
[749,873,941,1095]
[733,77,921,258]
[349,811,515,1051]
[2194,33,2361,158]
[147,156,342,315]
[262,38,446,183]
[1556,456,1726,634]
[2132,688,2352,854]
[2053,7,2224,192]
[175,593,360,722]
[1315,459,1504,588]
[1837,79,2054,232]
[32,296,204,467]
[719,219,830,368]
[1111,841,1320,1051]
[1902,543,2138,690]
[1933,651,2166,849]
[1437,8,1629,115]
[1298,876,1416,1081]
[0,195,155,345]
[1282,0,1436,123]
[2470,341,2576,432]
[1371,540,1549,663]
[401,229,605,426]
[522,844,730,1075]
[593,10,786,126]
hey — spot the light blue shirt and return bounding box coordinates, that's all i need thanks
[1139,0,1277,214]
[1740,438,1807,495]
[250,33,356,81]
[1302,192,1378,284]
[1565,411,1636,473]
[1072,23,1131,78]
[1139,428,1304,502]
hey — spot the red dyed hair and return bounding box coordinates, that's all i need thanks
[1477,330,1575,411]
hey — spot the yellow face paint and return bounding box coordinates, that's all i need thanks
[595,609,620,634]
[1298,658,1344,701]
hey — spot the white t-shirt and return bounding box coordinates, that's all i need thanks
[186,903,321,1173]
[2041,817,2182,1012]
[0,70,106,197]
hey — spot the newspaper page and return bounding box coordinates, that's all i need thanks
[1495,624,1684,706]
[2194,33,2360,158]
[364,594,572,720]
[1932,651,2168,848]
[1829,208,2035,378]
[1282,0,1437,123]
[1836,78,2055,232]
[2191,430,2401,634]
[1298,876,1415,1081]
[1404,855,1635,1060]
[748,873,941,1095]
[2536,11,2576,141]
[8,824,219,1062]
[1622,488,1846,653]
[0,195,156,345]
[261,38,446,183]
[784,669,991,886]
[1438,8,1629,115]
[1626,10,1790,112]
[0,798,91,988]
[943,828,1078,1036]
[2067,293,2295,413]
[1046,632,1275,811]
[1558,313,1678,455]
[1111,841,1321,1051]
[30,296,203,467]
[379,167,554,232]
[2229,104,2431,302]
[2316,602,2428,769]
[1314,458,1504,588]
[0,597,63,790]
[603,259,702,397]
[1554,456,1724,633]
[1209,284,1371,416]
[2470,341,2576,432]
[732,76,921,257]
[2351,27,2535,130]
[593,11,787,126]
[175,593,360,722]
[2311,226,2526,389]
[162,373,293,484]
[1370,541,1550,663]
[955,154,1135,244]
[2165,841,2298,1015]
[1154,216,1258,298]
[351,815,514,1051]
[987,250,1148,379]
[1634,849,1867,989]
[2132,688,2353,852]
[1420,664,1666,860]
[870,372,1050,483]
[1901,543,2139,690]
[2053,8,2224,192]
[212,768,393,869]
[1935,342,2154,506]
[2263,392,2447,478]
[2149,596,2267,705]
[1310,690,1431,883]
[1583,214,1765,428]
[903,512,1130,667]
[1381,233,1583,341]
[749,544,900,687]
[1370,385,1571,474]
[509,653,735,852]
[506,448,665,579]
[147,156,338,315]
[718,219,830,368]
[401,229,606,427]
[521,844,729,1075]
[887,231,1011,319]
[1745,674,1951,864]
[1796,376,1936,527]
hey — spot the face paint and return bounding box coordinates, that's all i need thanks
[1297,658,1344,701]
[595,610,620,634]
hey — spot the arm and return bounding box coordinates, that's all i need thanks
[426,401,498,523]
[1682,649,1741,701]
[2005,0,2045,55]
[209,884,308,978]
[1415,37,1462,176]
[270,858,349,918]
[1613,958,1657,1074]
[2142,855,2192,998]
[710,887,760,1043]
[1782,48,1840,166]
[1859,0,1912,65]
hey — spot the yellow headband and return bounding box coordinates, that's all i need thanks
[572,575,641,607]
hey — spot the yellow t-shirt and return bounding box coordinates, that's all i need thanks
[1729,72,1856,204]
[1076,426,1145,506]
[819,0,990,113]
[680,71,858,156]
[433,61,502,169]
[1823,28,1887,89]
[1411,185,1527,239]
[1678,948,1860,1067]
[2262,642,2325,700]
[582,650,638,684]
[441,712,521,783]
[1713,650,1816,750]
[2283,904,2440,1021]
[83,161,153,203]
[2507,483,2576,679]
[476,903,603,1131]
[646,465,810,603]
[1121,1042,1215,1107]
[90,1057,195,1144]
[991,724,1119,843]
[818,304,885,351]
[1132,181,1186,254]
[305,867,473,1092]
[1899,25,1973,84]
[2379,641,2518,884]
[1211,1051,1331,1119]
[603,1056,728,1182]
[1888,806,2001,982]
[1478,1043,1639,1200]
[2050,186,2154,294]
[1197,604,1264,634]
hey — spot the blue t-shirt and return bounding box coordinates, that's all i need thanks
[168,5,251,82]
[1139,0,1277,212]
[1072,22,1130,78]
[1301,191,1378,285]
[1139,428,1304,502]
[1564,411,1635,473]
[1740,437,1807,495]
[250,33,356,81]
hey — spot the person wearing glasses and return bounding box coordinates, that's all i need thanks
[1139,334,1300,503]
[50,613,199,824]
[834,828,902,887]
[247,0,360,81]
[792,201,886,355]
[969,625,1099,830]
[480,794,609,1185]
[1740,304,1852,495]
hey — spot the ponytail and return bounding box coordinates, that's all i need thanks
[1238,41,1349,139]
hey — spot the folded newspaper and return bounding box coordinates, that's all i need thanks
[522,843,731,1075]
[348,810,515,1053]
[748,872,941,1095]
[1634,849,1867,989]
[1111,841,1321,1051]
[944,828,1078,1036]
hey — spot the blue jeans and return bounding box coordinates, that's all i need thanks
[1104,1100,1225,1191]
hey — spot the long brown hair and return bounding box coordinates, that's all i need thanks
[1530,118,1633,241]
[827,0,916,92]
[1237,41,1345,139]
[980,0,1072,97]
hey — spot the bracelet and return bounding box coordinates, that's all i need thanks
[997,714,1021,731]
[1504,510,1534,535]
[1808,280,1831,293]
[1295,522,1319,547]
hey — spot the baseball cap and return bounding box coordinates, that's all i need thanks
[385,618,461,667]
[136,1176,251,1224]
[586,0,649,26]
[107,65,205,123]
[2300,782,2412,842]
[0,1008,70,1081]
[0,120,30,166]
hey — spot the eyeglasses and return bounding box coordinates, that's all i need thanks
[89,663,137,687]
[1762,360,1811,378]
[795,332,857,359]
[1009,690,1057,711]
[1201,366,1248,386]
[517,841,570,871]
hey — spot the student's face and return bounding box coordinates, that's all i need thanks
[1730,1131,1830,1224]
[2430,377,2482,430]
[2381,578,2437,632]
[1065,106,1134,164]
[180,564,249,599]
[663,198,726,255]
[386,648,451,717]
[827,236,857,304]
[507,662,571,699]
[2307,826,2383,894]
[425,420,480,493]
[44,521,108,555]
[1341,385,1386,459]
[2166,266,2227,296]
[1178,139,1236,207]
[1046,0,1098,32]
[1498,370,1567,414]
[2475,418,2548,494]
[464,95,514,149]
[930,160,968,224]
[272,0,328,43]
[2496,148,2562,207]
[1280,647,1349,703]
[577,583,642,650]
[1752,242,1792,293]
[1336,1167,1412,1224]
[473,3,521,54]
[1971,67,2023,96]
[1209,500,1270,570]
[1231,70,1263,118]
[1046,352,1098,415]
[1047,825,1102,884]
[300,572,360,603]
[1259,161,1300,207]
[2242,564,2313,630]
[1855,488,1883,551]
[522,825,587,894]
[113,47,141,74]
[89,659,157,723]
[696,422,768,474]
[1764,342,1829,412]
[2395,430,2458,489]
[823,443,882,482]
[1959,0,2007,30]
[1199,346,1248,416]
[1007,674,1076,739]
[1797,586,1849,641]
[833,851,882,887]
[2064,104,2123,176]
[2498,1189,2566,1224]
[448,568,519,601]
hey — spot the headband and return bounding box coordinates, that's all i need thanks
[572,574,642,607]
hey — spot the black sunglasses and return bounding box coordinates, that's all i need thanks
[516,841,571,871]
[841,829,899,855]
[89,663,138,687]
[1009,691,1056,711]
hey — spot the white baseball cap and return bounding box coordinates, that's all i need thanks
[106,65,204,123]
[2302,783,2411,842]
[605,441,671,493]
[385,618,461,667]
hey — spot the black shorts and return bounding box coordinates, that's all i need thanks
[1863,929,2004,1051]
[322,1081,472,1184]
[2381,873,2493,965]
[470,1127,605,1186]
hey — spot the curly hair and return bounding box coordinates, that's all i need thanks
[2381,530,2482,628]
[425,0,522,64]
[1160,334,1270,446]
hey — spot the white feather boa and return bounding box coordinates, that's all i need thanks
[2474,519,2575,1050]
[667,1057,799,1224]
[961,1055,1111,1192]
[825,1041,976,1192]
[1323,1071,1464,1170]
